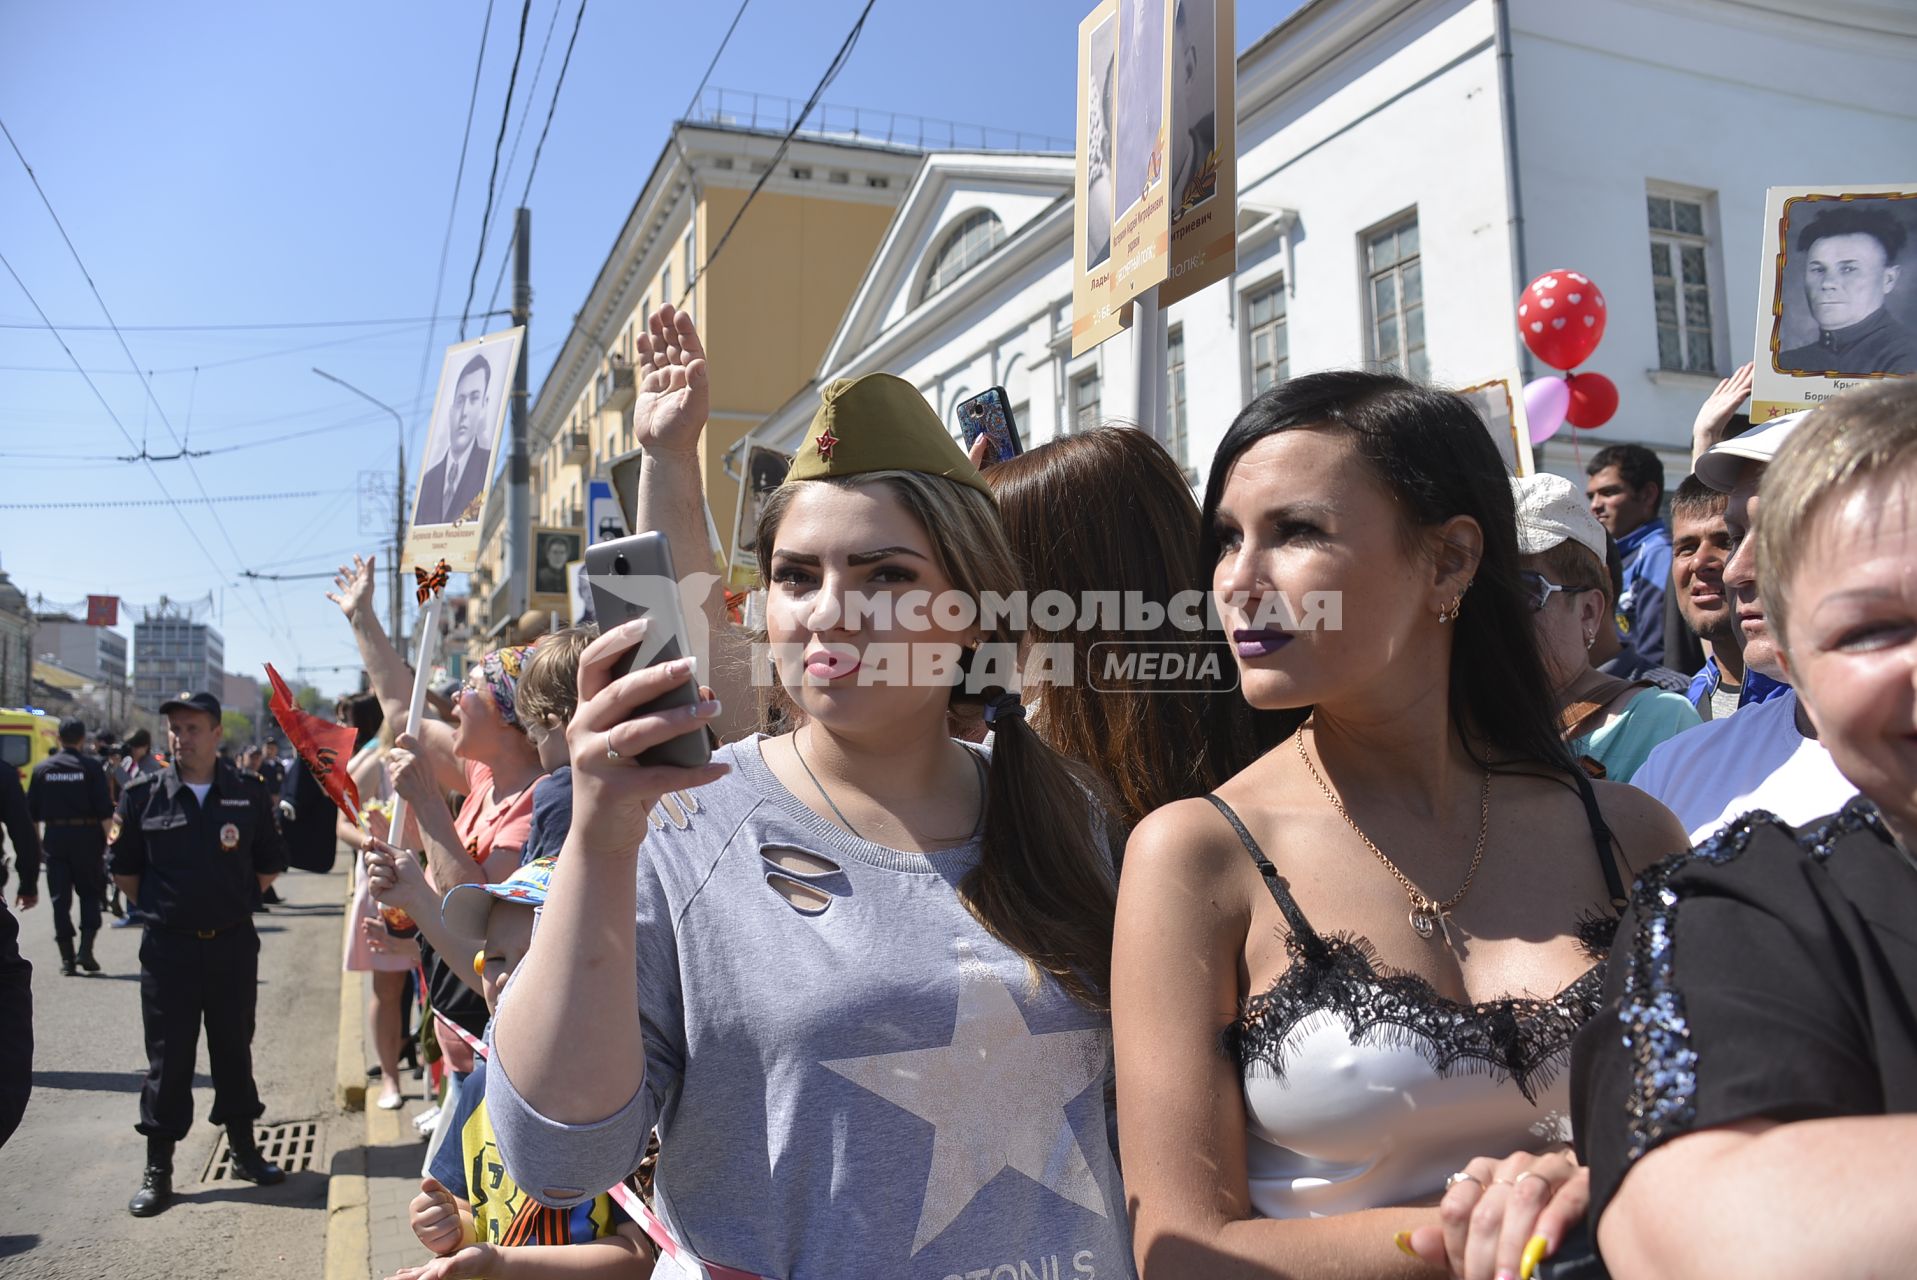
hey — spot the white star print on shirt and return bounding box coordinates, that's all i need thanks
[821,941,1111,1255]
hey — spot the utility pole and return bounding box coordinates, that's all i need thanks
[313,368,408,650]
[509,206,533,620]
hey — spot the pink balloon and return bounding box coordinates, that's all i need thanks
[1524,376,1569,445]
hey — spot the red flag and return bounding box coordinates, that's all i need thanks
[86,595,119,627]
[264,663,362,822]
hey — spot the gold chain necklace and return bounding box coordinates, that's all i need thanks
[1293,720,1491,940]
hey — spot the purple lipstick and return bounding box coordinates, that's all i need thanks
[1233,628,1292,658]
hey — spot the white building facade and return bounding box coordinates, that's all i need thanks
[741,0,1917,501]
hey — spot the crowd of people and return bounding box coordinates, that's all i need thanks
[1,300,1910,1280]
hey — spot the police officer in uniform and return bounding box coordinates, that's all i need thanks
[109,692,288,1216]
[27,719,113,976]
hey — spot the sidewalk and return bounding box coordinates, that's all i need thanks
[323,920,443,1280]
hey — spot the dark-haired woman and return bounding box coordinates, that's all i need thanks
[987,426,1254,833]
[1112,372,1689,1279]
[485,312,1133,1278]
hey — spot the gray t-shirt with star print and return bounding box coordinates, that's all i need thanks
[485,735,1133,1280]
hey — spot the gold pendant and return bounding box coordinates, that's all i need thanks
[1409,904,1440,939]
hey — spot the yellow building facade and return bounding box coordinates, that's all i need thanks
[467,119,923,653]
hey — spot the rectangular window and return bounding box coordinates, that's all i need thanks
[1165,324,1189,470]
[1364,216,1427,381]
[1070,367,1102,434]
[1246,283,1290,394]
[1647,191,1717,373]
[661,267,672,306]
[684,229,696,286]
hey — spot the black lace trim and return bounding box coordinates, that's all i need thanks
[1227,915,1617,1106]
[1615,800,1888,1164]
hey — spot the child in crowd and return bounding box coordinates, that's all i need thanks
[389,856,652,1280]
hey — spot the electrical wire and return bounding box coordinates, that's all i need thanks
[0,313,477,332]
[0,490,338,511]
[679,0,878,306]
[482,0,589,320]
[459,0,535,340]
[408,0,498,464]
[1,114,301,653]
[683,0,753,122]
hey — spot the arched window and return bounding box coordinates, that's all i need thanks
[919,210,1006,303]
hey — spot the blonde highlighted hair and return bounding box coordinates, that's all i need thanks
[1755,381,1917,648]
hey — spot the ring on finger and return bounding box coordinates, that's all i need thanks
[1513,1170,1552,1192]
[1445,1171,1483,1191]
[604,731,622,763]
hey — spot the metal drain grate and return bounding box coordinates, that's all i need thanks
[202,1119,321,1182]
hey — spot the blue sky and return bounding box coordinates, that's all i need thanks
[1,0,1305,705]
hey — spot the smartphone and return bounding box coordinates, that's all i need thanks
[582,531,712,770]
[956,387,1022,465]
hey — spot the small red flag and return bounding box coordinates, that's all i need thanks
[86,595,119,627]
[264,663,363,822]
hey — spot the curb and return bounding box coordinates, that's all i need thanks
[326,891,370,1280]
[336,913,367,1114]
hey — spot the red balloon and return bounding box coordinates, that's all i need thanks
[1517,270,1607,370]
[1565,372,1619,429]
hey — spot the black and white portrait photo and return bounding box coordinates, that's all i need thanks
[1169,0,1217,223]
[1084,13,1117,272]
[1774,195,1917,377]
[1114,0,1165,215]
[533,528,581,599]
[413,337,512,528]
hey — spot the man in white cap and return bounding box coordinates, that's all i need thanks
[1627,410,1857,841]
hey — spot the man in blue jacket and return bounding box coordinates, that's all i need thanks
[1586,443,1672,666]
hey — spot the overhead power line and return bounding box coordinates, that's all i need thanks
[680,0,878,306]
[684,0,753,122]
[410,0,498,460]
[1,113,301,655]
[0,490,338,511]
[460,0,535,340]
[483,0,589,319]
[0,313,487,332]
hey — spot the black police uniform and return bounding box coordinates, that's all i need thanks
[27,747,113,971]
[109,757,287,1146]
[0,762,39,905]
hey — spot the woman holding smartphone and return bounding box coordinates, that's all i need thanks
[487,342,1131,1279]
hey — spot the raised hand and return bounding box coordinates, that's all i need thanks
[1692,361,1754,462]
[632,304,709,457]
[407,1176,468,1256]
[566,617,729,858]
[326,554,378,622]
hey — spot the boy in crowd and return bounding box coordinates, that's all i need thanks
[394,855,651,1279]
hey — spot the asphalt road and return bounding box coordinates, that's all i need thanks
[0,862,351,1279]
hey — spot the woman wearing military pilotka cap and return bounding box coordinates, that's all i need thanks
[486,318,1134,1280]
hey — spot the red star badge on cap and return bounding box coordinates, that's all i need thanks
[816,428,840,462]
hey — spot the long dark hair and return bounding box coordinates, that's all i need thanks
[989,427,1255,833]
[756,470,1120,1010]
[1199,371,1576,774]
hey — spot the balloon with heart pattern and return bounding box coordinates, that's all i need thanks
[1517,270,1606,371]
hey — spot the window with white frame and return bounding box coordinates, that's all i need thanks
[920,210,1007,303]
[1166,324,1189,470]
[1647,191,1717,373]
[661,266,672,307]
[1070,366,1102,433]
[1364,216,1426,381]
[1247,282,1289,394]
[684,229,696,286]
